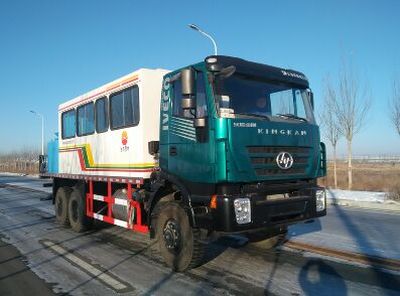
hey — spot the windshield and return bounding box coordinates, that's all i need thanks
[214,74,315,122]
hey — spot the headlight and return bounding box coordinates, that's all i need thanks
[316,189,326,212]
[234,198,251,224]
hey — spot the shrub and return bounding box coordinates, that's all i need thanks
[387,183,400,201]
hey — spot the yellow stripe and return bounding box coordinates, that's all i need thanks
[59,144,156,168]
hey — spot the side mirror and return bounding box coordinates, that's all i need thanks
[181,98,196,110]
[181,68,195,96]
[181,68,196,110]
[194,117,208,142]
[194,117,207,128]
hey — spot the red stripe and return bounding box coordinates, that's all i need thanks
[76,149,87,171]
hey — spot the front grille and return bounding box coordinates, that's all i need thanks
[251,157,308,165]
[247,146,312,177]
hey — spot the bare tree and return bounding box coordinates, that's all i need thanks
[320,78,342,189]
[334,60,371,190]
[0,147,40,174]
[389,79,400,136]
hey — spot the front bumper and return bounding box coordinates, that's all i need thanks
[195,187,326,233]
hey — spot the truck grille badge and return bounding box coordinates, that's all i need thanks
[276,152,294,169]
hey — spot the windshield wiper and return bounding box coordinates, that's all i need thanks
[275,113,308,122]
[234,113,270,120]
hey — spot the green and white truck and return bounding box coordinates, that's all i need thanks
[43,55,327,271]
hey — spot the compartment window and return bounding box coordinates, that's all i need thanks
[110,86,140,129]
[95,97,108,133]
[77,102,95,136]
[61,109,76,139]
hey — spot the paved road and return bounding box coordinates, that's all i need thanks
[0,237,55,296]
[0,176,399,295]
[288,205,400,260]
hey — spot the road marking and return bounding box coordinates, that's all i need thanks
[42,240,129,292]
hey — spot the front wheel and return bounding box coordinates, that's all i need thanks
[154,201,206,271]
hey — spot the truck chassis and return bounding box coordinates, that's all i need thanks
[49,173,148,232]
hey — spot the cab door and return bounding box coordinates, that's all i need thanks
[166,69,215,183]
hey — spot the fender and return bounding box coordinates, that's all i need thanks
[147,171,197,237]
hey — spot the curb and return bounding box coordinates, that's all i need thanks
[327,198,400,213]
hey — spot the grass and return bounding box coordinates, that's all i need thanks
[319,161,400,194]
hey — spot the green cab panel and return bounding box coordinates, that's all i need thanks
[225,119,321,183]
[159,65,218,184]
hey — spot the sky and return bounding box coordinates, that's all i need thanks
[0,0,399,157]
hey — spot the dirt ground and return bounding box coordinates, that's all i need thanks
[319,161,400,192]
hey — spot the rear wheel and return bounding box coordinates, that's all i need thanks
[55,187,71,226]
[68,188,93,232]
[154,201,206,271]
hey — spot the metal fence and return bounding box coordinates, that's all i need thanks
[0,160,38,174]
[328,155,400,163]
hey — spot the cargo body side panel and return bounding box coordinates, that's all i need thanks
[58,69,169,179]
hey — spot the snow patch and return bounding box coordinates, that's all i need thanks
[326,189,386,203]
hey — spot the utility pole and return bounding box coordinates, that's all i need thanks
[30,110,44,155]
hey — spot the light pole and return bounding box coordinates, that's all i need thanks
[30,110,44,156]
[188,24,218,55]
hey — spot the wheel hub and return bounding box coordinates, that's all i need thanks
[163,219,181,251]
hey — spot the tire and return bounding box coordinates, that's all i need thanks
[68,188,93,233]
[154,201,206,271]
[55,187,71,226]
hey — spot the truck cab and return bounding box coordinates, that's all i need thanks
[156,55,326,234]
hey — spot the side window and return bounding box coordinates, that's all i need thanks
[172,71,207,118]
[196,72,208,118]
[110,86,140,130]
[62,109,76,139]
[95,97,108,133]
[77,102,95,136]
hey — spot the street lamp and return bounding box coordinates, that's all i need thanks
[30,110,44,156]
[188,24,218,55]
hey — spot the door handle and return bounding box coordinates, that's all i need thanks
[169,146,177,156]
